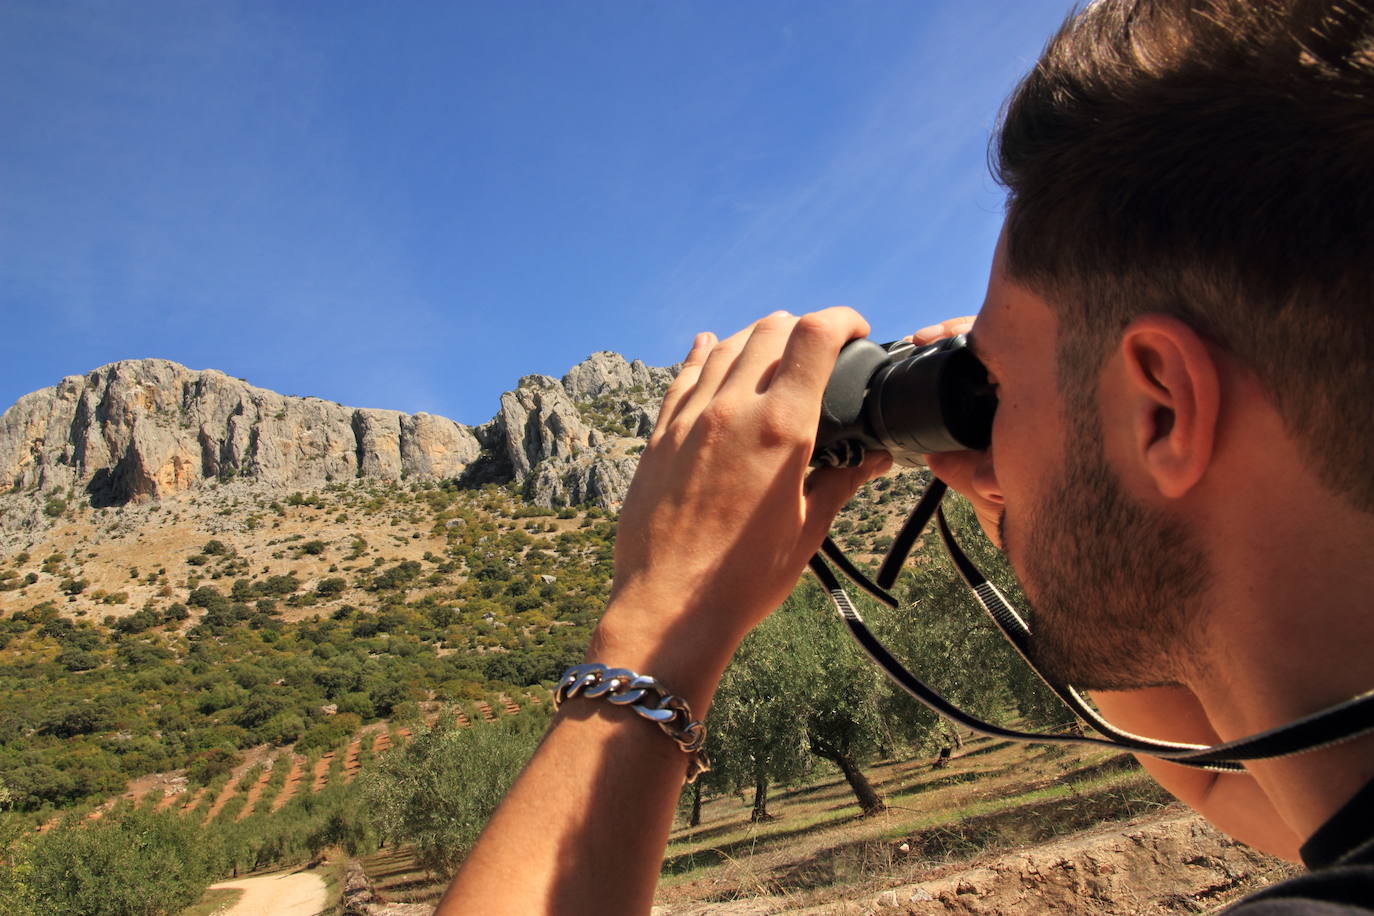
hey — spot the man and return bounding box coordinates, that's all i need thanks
[440,0,1374,911]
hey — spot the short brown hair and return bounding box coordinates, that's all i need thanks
[995,0,1374,511]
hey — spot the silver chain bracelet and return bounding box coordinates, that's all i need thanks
[554,663,711,784]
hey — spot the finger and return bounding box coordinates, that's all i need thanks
[765,306,871,408]
[801,451,894,548]
[671,320,764,427]
[923,450,981,493]
[909,316,976,345]
[653,332,716,438]
[925,450,1003,548]
[719,311,797,397]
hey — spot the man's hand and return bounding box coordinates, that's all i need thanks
[439,308,890,915]
[595,307,891,700]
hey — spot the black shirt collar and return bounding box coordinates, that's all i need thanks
[1300,775,1374,869]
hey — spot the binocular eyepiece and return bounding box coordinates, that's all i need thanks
[812,335,996,468]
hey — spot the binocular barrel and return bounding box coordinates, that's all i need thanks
[812,335,996,468]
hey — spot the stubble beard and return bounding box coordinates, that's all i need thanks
[1008,415,1209,691]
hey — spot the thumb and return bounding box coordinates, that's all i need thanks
[801,451,894,547]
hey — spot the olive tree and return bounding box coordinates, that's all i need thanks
[883,494,1068,737]
[363,708,549,876]
[785,585,901,815]
[702,604,815,821]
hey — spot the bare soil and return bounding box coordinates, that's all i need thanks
[647,739,1297,914]
[355,739,1299,915]
[654,809,1299,914]
[272,755,308,813]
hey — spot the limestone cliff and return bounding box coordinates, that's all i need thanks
[0,352,671,514]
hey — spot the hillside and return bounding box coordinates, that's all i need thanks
[0,356,1288,915]
[0,475,925,801]
[0,354,678,911]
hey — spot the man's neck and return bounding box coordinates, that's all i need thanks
[1186,460,1374,842]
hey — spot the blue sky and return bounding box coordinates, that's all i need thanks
[1,1,1073,425]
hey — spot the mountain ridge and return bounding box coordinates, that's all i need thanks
[0,352,673,521]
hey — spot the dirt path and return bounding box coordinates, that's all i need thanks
[311,752,334,792]
[271,755,305,813]
[202,776,240,824]
[210,870,328,916]
[342,738,362,783]
[237,760,276,821]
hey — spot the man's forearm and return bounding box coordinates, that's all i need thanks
[436,682,713,914]
[439,608,735,914]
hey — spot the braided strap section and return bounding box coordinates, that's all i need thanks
[554,663,711,784]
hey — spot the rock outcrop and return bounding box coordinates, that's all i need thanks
[0,351,671,513]
[340,859,431,916]
[561,351,671,402]
[495,375,600,481]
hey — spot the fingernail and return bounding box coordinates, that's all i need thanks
[692,332,712,350]
[770,310,793,318]
[914,324,941,340]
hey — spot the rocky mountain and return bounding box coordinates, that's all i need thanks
[0,353,673,517]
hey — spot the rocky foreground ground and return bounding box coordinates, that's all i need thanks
[655,809,1298,915]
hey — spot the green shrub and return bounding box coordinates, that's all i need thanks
[295,713,361,754]
[258,574,300,596]
[59,578,88,596]
[14,808,212,915]
[57,648,101,672]
[186,748,240,786]
[314,577,346,598]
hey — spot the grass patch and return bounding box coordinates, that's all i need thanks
[756,775,1174,897]
[180,886,243,916]
[359,847,451,905]
[658,739,1169,906]
[315,857,349,915]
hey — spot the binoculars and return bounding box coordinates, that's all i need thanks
[812,335,996,468]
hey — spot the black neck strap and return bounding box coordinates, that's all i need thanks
[809,478,1374,771]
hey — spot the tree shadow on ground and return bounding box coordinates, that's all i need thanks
[748,779,1174,898]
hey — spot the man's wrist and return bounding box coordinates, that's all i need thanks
[586,601,738,715]
[554,663,710,783]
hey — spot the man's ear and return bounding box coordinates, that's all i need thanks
[1117,315,1221,499]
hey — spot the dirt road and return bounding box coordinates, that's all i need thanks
[210,870,329,916]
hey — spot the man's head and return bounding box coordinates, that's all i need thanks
[969,254,1212,690]
[995,0,1374,513]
